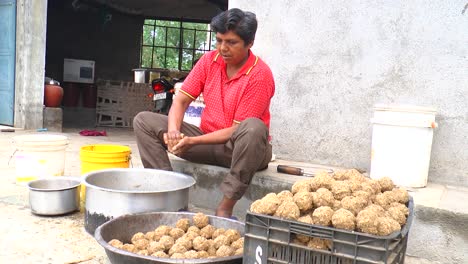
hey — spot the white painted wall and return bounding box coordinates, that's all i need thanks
[230,0,468,186]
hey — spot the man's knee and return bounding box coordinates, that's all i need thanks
[238,118,269,139]
[133,111,150,129]
[133,111,167,131]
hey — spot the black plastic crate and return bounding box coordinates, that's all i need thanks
[243,198,413,264]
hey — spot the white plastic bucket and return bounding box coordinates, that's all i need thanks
[12,134,69,185]
[370,104,437,188]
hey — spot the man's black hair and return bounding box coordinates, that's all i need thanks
[210,8,258,45]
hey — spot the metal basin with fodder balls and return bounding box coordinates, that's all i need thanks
[83,168,196,234]
[95,212,244,264]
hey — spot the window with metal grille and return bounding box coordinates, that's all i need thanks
[141,19,216,71]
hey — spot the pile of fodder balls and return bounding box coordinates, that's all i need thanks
[108,212,244,259]
[250,169,410,249]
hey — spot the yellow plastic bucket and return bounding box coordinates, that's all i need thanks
[79,144,131,208]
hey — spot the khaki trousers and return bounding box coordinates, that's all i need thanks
[133,111,272,200]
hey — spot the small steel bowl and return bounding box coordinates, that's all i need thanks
[27,177,81,216]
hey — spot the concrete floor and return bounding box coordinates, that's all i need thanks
[0,126,457,263]
[0,127,143,264]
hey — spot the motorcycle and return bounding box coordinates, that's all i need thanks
[150,77,176,115]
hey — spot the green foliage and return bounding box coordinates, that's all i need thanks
[141,20,214,71]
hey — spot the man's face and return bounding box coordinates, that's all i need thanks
[215,31,253,67]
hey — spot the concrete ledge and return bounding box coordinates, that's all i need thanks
[171,156,468,264]
[171,156,341,218]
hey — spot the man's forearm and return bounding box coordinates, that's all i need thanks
[191,125,238,145]
[168,96,191,132]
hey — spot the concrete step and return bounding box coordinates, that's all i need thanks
[171,157,468,264]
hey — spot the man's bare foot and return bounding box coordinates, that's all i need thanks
[215,196,237,218]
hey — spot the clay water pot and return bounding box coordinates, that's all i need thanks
[44,83,64,107]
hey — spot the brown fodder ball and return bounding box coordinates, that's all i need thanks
[234,247,243,256]
[207,245,217,256]
[332,208,356,230]
[175,218,191,232]
[297,214,314,225]
[367,179,382,194]
[293,191,314,212]
[313,188,334,207]
[231,237,244,250]
[121,243,137,253]
[274,201,300,220]
[147,241,165,254]
[159,235,175,251]
[352,190,372,205]
[171,252,185,259]
[212,228,225,239]
[291,179,311,194]
[364,204,386,214]
[356,209,379,235]
[193,213,210,229]
[307,238,332,250]
[184,250,199,259]
[131,232,145,244]
[193,236,210,251]
[175,236,193,250]
[184,231,199,241]
[378,177,395,192]
[331,180,352,200]
[386,207,407,226]
[133,238,150,250]
[346,169,367,182]
[333,170,350,181]
[154,225,172,240]
[250,197,281,215]
[169,243,187,256]
[108,239,123,249]
[261,194,282,215]
[136,250,149,256]
[295,234,310,243]
[214,234,230,249]
[292,238,307,246]
[332,199,342,210]
[249,199,263,214]
[375,192,398,210]
[306,177,321,191]
[169,228,185,240]
[312,206,334,226]
[314,171,335,190]
[388,202,409,216]
[377,217,401,236]
[200,224,216,239]
[144,231,156,241]
[224,229,241,244]
[340,196,366,216]
[198,251,209,258]
[277,190,294,202]
[216,245,235,257]
[391,188,410,204]
[358,182,376,195]
[187,226,201,234]
[151,251,168,258]
[345,180,361,193]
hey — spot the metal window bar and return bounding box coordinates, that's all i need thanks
[141,20,213,70]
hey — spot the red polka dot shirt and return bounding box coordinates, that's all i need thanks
[180,50,275,134]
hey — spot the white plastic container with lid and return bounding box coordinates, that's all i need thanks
[370,104,437,188]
